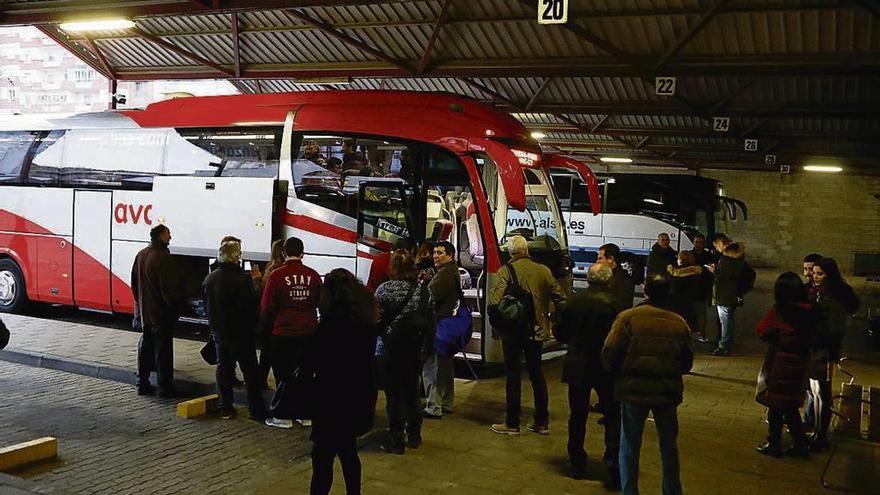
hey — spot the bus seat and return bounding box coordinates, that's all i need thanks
[431,219,454,241]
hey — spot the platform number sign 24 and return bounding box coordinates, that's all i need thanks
[538,0,568,25]
[712,117,730,133]
[655,77,677,96]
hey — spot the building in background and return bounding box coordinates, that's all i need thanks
[0,26,236,115]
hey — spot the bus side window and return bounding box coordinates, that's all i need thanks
[0,131,35,184]
[27,130,65,186]
[170,128,281,178]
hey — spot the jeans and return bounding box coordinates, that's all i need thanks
[567,374,619,471]
[620,403,682,495]
[805,378,833,440]
[767,406,807,448]
[310,434,361,495]
[716,305,737,351]
[214,332,266,418]
[422,352,454,415]
[691,300,708,337]
[137,320,175,394]
[380,353,422,444]
[502,339,548,428]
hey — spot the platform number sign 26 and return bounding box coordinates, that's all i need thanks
[655,77,677,96]
[712,117,730,133]
[538,0,568,25]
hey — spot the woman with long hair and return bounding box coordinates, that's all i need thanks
[374,248,435,455]
[808,257,860,450]
[667,250,707,341]
[310,268,379,495]
[755,272,815,458]
[263,239,286,280]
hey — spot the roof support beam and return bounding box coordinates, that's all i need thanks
[709,78,757,114]
[636,136,650,149]
[285,9,416,73]
[417,0,453,75]
[83,35,116,80]
[231,13,242,77]
[590,114,611,134]
[130,27,236,77]
[654,0,733,71]
[525,78,552,112]
[37,25,112,80]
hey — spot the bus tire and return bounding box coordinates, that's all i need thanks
[0,258,28,314]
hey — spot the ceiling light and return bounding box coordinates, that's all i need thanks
[530,131,546,140]
[600,157,633,163]
[292,77,352,85]
[59,19,135,32]
[803,165,842,173]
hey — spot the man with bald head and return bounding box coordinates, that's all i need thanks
[555,263,621,487]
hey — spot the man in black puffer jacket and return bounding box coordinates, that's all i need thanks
[203,240,266,420]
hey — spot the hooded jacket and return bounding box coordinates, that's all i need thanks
[668,264,705,327]
[260,259,322,337]
[756,303,815,409]
[602,302,694,407]
[712,242,746,307]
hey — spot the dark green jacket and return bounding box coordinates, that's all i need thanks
[429,261,460,320]
[555,285,618,384]
[602,303,694,407]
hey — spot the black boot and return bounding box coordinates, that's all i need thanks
[810,433,830,452]
[756,441,782,458]
[785,444,810,460]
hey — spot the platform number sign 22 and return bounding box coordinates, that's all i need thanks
[655,77,677,96]
[538,0,568,25]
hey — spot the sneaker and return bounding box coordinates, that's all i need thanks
[379,440,405,455]
[490,423,520,435]
[696,335,711,343]
[218,408,236,420]
[712,347,730,357]
[265,417,294,429]
[527,424,550,436]
[756,441,782,458]
[422,410,442,420]
[296,419,312,427]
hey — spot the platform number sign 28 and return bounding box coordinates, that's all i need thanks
[655,77,677,96]
[744,139,759,152]
[538,0,568,25]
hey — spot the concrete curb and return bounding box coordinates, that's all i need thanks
[0,347,216,399]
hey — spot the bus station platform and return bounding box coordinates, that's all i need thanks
[1,272,879,494]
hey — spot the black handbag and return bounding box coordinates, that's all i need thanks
[0,317,9,350]
[200,335,218,365]
[270,366,316,420]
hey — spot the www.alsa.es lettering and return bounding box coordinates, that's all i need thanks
[284,274,312,300]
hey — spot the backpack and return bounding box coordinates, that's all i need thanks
[737,262,757,296]
[383,282,434,357]
[488,263,536,340]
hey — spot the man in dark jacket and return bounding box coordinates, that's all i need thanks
[690,234,713,343]
[261,236,322,428]
[203,240,267,420]
[132,224,181,397]
[708,236,748,356]
[602,274,693,495]
[422,240,459,419]
[598,243,635,314]
[646,233,678,277]
[556,263,620,487]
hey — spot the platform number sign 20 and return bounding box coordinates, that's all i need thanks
[538,0,568,25]
[655,77,677,96]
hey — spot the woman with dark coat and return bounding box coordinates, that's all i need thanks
[755,272,815,459]
[310,268,379,495]
[807,258,860,450]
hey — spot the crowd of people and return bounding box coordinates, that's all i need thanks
[130,225,861,495]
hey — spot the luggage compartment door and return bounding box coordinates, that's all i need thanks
[73,190,112,310]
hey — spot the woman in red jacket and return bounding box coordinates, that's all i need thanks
[755,272,816,459]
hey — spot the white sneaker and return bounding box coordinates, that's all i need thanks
[296,419,312,427]
[265,417,293,429]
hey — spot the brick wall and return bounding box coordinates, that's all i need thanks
[700,169,880,275]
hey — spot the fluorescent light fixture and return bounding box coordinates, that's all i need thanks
[600,157,633,163]
[803,165,842,173]
[530,131,546,140]
[59,19,135,32]
[643,198,663,205]
[292,77,352,85]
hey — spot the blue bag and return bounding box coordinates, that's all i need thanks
[434,299,473,358]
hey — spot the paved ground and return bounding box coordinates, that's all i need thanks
[1,271,879,494]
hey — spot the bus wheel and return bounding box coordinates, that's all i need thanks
[0,258,27,313]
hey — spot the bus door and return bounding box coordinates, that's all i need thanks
[73,190,112,311]
[356,181,412,288]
